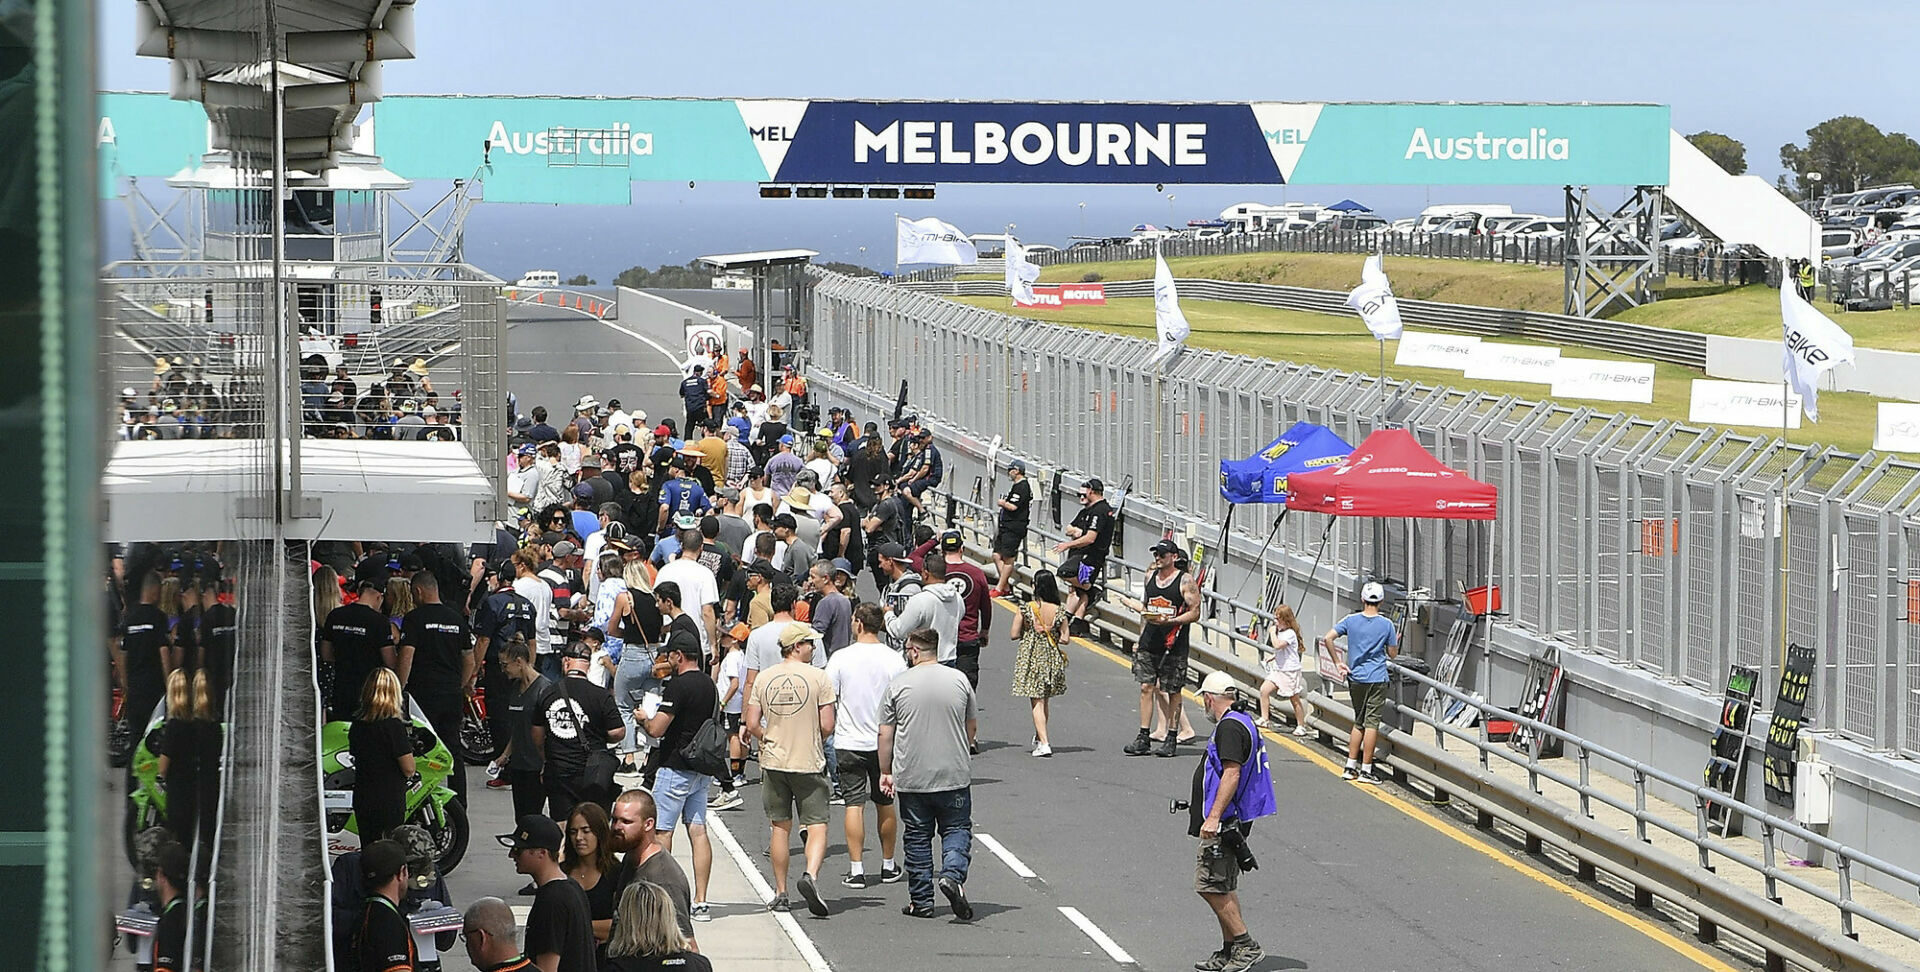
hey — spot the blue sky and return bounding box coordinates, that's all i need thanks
[98,0,1916,280]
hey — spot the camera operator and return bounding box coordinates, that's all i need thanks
[1186,672,1276,972]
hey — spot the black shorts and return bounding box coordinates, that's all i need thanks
[993,525,1026,558]
[722,712,743,733]
[1060,553,1103,587]
[834,748,892,807]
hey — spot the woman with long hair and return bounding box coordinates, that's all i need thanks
[604,881,712,972]
[1258,603,1311,734]
[563,802,620,956]
[156,670,199,846]
[383,575,414,633]
[845,429,887,509]
[312,565,342,632]
[559,422,585,477]
[191,670,221,879]
[1009,569,1070,757]
[348,668,415,842]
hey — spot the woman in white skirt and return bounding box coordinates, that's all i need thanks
[1259,603,1311,735]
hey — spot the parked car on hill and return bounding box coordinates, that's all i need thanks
[1823,229,1863,259]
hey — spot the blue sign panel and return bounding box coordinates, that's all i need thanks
[770,101,1281,185]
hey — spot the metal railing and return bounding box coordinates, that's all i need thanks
[899,275,1711,368]
[808,269,1920,759]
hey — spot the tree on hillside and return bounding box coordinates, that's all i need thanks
[1686,131,1746,175]
[1778,116,1919,197]
[612,262,715,289]
[565,273,595,286]
[817,261,881,277]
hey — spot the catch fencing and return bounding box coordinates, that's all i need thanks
[807,270,1920,758]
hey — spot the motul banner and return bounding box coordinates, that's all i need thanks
[1024,283,1106,307]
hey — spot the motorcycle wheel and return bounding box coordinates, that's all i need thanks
[122,797,160,869]
[413,797,469,875]
[460,727,498,766]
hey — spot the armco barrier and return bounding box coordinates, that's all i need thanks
[900,276,1709,368]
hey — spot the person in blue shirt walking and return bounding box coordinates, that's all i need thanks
[1320,581,1399,785]
[1189,671,1275,972]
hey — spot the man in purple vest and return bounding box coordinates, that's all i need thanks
[1190,671,1277,972]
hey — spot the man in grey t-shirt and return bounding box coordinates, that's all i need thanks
[879,629,979,921]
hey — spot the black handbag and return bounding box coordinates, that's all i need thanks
[678,696,730,779]
[557,676,620,799]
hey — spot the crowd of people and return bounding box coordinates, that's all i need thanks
[109,346,1414,972]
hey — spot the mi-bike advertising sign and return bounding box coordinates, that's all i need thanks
[97,94,1671,203]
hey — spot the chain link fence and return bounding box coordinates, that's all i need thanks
[808,270,1920,757]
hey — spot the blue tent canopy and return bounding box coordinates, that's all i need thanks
[1326,198,1371,212]
[1218,422,1355,504]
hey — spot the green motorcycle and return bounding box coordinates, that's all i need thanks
[321,696,470,874]
[122,700,171,868]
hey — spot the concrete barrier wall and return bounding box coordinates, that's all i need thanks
[1707,334,1920,402]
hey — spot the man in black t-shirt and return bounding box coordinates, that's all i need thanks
[398,571,474,805]
[348,839,417,972]
[499,814,596,972]
[149,842,190,972]
[117,571,175,737]
[1051,478,1116,633]
[992,460,1033,595]
[321,579,395,721]
[644,623,719,913]
[538,644,625,818]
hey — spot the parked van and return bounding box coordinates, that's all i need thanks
[516,270,560,288]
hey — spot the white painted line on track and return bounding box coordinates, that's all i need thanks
[594,316,689,370]
[1058,906,1137,965]
[506,369,682,378]
[976,833,1038,879]
[707,814,834,972]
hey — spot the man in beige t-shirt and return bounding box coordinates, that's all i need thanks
[745,622,838,917]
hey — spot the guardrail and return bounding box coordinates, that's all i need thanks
[901,275,1711,368]
[890,424,1920,972]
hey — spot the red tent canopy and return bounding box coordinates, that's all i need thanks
[1283,428,1498,520]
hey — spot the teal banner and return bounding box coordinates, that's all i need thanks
[1256,102,1670,186]
[97,92,209,197]
[375,96,773,203]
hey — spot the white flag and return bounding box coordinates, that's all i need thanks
[895,216,978,266]
[1346,254,1404,341]
[1006,236,1041,306]
[1782,281,1854,422]
[1150,252,1191,364]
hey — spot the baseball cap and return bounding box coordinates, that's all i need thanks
[495,814,564,854]
[561,641,592,660]
[874,542,908,563]
[727,622,752,643]
[655,424,671,437]
[1150,538,1181,557]
[360,839,409,884]
[1082,478,1104,493]
[549,539,578,558]
[830,557,855,578]
[747,559,778,579]
[1008,459,1026,473]
[1361,581,1386,604]
[779,622,824,648]
[779,434,795,445]
[719,486,742,502]
[389,824,441,889]
[828,406,847,416]
[571,482,596,500]
[939,529,963,551]
[886,418,909,430]
[1199,671,1237,696]
[914,429,932,442]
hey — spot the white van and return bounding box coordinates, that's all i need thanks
[1413,204,1513,234]
[516,270,561,288]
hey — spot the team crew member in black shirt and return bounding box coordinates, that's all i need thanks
[397,571,475,805]
[460,897,533,972]
[500,814,597,972]
[1050,478,1116,634]
[148,841,191,972]
[322,579,394,721]
[991,460,1033,595]
[349,669,417,843]
[117,571,176,741]
[539,642,625,818]
[643,617,720,916]
[475,566,539,755]
[349,839,418,972]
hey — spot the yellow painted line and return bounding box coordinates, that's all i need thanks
[1033,615,1740,972]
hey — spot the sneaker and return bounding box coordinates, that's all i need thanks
[709,790,744,812]
[1123,729,1154,756]
[1155,732,1179,758]
[937,877,973,921]
[485,777,511,789]
[829,791,847,806]
[1194,947,1233,972]
[1222,938,1264,972]
[1341,764,1360,782]
[1032,742,1052,758]
[879,864,904,884]
[901,903,935,919]
[768,896,790,913]
[1293,725,1311,737]
[690,902,712,923]
[1357,767,1384,786]
[797,872,830,918]
[841,872,868,889]
[732,773,749,789]
[1069,618,1091,637]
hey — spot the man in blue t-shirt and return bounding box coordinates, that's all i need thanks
[1320,582,1399,786]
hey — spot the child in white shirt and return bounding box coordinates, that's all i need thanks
[1259,604,1311,735]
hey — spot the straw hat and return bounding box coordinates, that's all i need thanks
[153,357,170,375]
[407,358,430,377]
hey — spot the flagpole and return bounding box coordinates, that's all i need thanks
[1152,236,1164,502]
[1378,243,1387,418]
[893,212,900,281]
[1007,222,1015,309]
[1778,259,1791,672]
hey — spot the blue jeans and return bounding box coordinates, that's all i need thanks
[897,787,973,908]
[612,645,660,756]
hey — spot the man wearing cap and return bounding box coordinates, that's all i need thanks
[870,543,922,643]
[885,418,915,478]
[745,622,838,917]
[329,825,457,969]
[1189,672,1275,972]
[863,481,915,588]
[475,565,541,747]
[508,446,541,510]
[689,420,726,484]
[1321,582,1399,785]
[1052,478,1117,634]
[578,451,614,506]
[898,430,944,497]
[605,423,644,480]
[347,839,417,972]
[1119,539,1202,758]
[680,364,711,431]
[540,641,625,816]
[320,578,393,721]
[657,460,711,539]
[642,598,722,916]
[992,460,1033,595]
[879,628,979,921]
[500,814,596,971]
[766,434,805,496]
